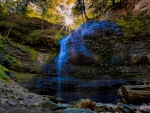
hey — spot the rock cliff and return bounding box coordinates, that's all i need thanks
[42,17,150,79]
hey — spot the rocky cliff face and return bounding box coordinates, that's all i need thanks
[92,0,150,19]
[42,19,150,79]
[132,0,150,15]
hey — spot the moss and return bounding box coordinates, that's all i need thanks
[26,30,44,45]
[74,16,85,29]
[115,15,150,37]
[13,42,38,70]
[46,48,58,63]
[3,54,22,67]
[28,48,38,62]
[0,65,10,82]
[8,41,38,62]
[0,36,38,70]
[54,30,67,42]
[0,35,22,68]
[14,72,38,83]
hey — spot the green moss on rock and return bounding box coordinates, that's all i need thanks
[0,65,10,82]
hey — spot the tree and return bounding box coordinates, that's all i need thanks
[75,0,89,22]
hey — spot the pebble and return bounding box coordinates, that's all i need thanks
[0,107,5,113]
[19,100,24,105]
[7,100,17,106]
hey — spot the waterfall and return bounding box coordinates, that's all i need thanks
[57,35,70,96]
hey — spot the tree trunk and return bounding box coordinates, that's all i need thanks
[120,85,150,104]
[4,26,13,40]
[82,0,89,22]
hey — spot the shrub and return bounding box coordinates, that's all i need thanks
[26,30,44,45]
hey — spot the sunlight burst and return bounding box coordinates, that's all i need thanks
[65,16,73,26]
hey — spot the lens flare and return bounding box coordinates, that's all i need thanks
[65,16,73,26]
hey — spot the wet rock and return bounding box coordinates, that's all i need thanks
[78,79,136,89]
[117,103,131,113]
[140,105,150,113]
[0,98,7,104]
[30,102,41,107]
[53,108,93,113]
[0,107,5,113]
[7,100,17,106]
[132,0,150,15]
[8,72,16,80]
[30,110,43,113]
[19,100,24,105]
[71,98,96,110]
[5,108,30,113]
[36,77,78,92]
[41,101,66,110]
[50,97,65,104]
[0,53,4,65]
[42,20,123,77]
[95,107,105,112]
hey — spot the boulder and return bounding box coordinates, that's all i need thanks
[0,107,5,113]
[53,108,93,113]
[42,20,122,77]
[140,105,150,113]
[132,0,150,15]
[71,98,96,110]
[43,19,150,78]
[41,101,67,110]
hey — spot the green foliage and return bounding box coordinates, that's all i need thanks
[47,48,58,63]
[74,17,84,28]
[3,54,22,67]
[0,35,38,68]
[0,35,22,68]
[44,28,68,42]
[0,35,7,53]
[27,30,43,45]
[0,20,12,27]
[28,48,38,62]
[15,72,37,83]
[0,65,10,82]
[115,15,150,37]
[54,30,67,41]
[72,5,81,15]
[12,43,27,53]
[10,41,38,62]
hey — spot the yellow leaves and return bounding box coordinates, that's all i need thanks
[66,0,76,5]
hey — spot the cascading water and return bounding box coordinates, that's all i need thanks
[39,20,123,103]
[56,35,70,96]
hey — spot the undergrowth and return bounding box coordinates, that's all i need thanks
[0,65,10,82]
[115,14,150,37]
